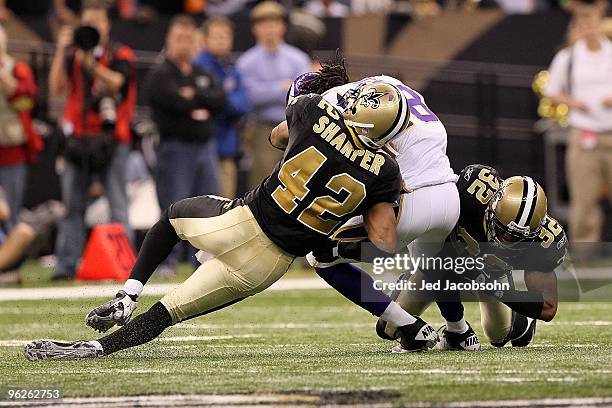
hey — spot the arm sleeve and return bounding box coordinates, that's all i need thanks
[368,162,402,205]
[283,94,319,147]
[544,49,570,98]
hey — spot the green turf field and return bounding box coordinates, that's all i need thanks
[1,284,612,406]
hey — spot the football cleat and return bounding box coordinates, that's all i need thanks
[511,317,537,347]
[24,340,103,361]
[86,290,138,333]
[376,318,399,341]
[435,323,481,351]
[392,317,439,353]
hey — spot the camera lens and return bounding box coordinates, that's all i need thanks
[73,25,100,51]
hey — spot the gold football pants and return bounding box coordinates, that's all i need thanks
[159,196,295,324]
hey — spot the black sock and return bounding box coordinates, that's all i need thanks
[98,302,173,355]
[129,213,180,286]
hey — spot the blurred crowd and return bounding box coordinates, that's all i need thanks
[0,0,320,284]
[544,0,612,248]
[0,0,610,285]
[0,0,583,25]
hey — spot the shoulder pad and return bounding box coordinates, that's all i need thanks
[459,164,500,183]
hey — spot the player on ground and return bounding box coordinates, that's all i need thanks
[377,164,566,351]
[24,79,429,360]
[279,66,463,352]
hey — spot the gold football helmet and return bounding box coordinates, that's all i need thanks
[342,82,411,149]
[485,176,548,247]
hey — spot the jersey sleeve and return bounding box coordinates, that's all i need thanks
[285,94,319,145]
[367,156,402,205]
[526,218,568,272]
[286,94,317,127]
[456,164,501,194]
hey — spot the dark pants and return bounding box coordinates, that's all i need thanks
[55,144,132,277]
[155,139,220,266]
[0,162,27,228]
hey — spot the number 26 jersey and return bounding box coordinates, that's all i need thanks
[245,94,402,257]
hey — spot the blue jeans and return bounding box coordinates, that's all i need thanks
[155,139,220,265]
[0,162,27,228]
[54,144,132,276]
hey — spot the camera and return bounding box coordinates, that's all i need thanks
[97,94,117,130]
[73,25,100,51]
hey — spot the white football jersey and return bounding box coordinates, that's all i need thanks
[323,75,457,191]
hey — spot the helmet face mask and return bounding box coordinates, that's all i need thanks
[485,176,547,250]
[485,205,541,249]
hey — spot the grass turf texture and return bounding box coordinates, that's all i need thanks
[1,287,612,405]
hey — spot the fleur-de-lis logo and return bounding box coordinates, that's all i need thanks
[359,88,388,109]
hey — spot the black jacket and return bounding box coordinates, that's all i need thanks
[145,58,226,144]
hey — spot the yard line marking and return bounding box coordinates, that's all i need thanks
[548,320,612,326]
[0,334,261,347]
[0,278,330,301]
[176,322,371,329]
[158,334,262,342]
[1,395,612,408]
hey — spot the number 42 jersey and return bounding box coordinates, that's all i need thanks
[244,94,402,257]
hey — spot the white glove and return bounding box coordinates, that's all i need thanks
[85,290,138,333]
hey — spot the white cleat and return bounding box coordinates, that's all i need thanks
[24,340,103,361]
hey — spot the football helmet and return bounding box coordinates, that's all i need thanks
[341,82,411,149]
[485,176,547,248]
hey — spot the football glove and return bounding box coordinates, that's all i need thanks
[85,290,138,333]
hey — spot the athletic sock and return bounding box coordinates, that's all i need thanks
[98,302,172,355]
[445,317,469,334]
[122,279,144,298]
[381,301,417,326]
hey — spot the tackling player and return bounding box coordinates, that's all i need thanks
[377,165,566,351]
[275,67,463,351]
[25,79,433,360]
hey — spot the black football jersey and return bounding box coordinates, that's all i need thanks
[450,164,568,273]
[245,94,402,257]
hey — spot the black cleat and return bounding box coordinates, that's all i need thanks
[511,317,537,347]
[392,317,439,353]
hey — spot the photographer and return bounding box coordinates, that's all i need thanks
[49,2,136,280]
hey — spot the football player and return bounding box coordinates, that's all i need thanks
[275,68,464,351]
[25,79,431,360]
[377,164,566,351]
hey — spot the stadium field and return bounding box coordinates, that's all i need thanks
[1,272,612,407]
